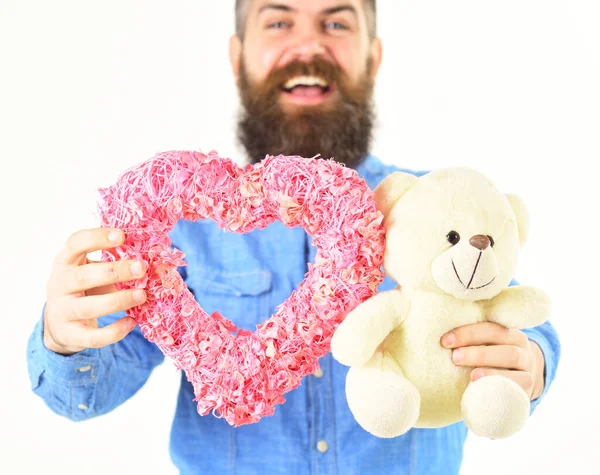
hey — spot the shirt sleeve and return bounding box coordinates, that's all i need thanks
[508,279,561,413]
[522,319,560,413]
[26,308,165,421]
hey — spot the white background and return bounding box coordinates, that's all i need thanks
[1,1,598,474]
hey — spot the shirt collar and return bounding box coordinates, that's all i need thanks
[355,154,384,179]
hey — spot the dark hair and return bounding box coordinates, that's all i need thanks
[235,0,377,40]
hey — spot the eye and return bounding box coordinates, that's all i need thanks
[487,235,495,247]
[324,21,348,30]
[446,231,460,245]
[267,21,289,29]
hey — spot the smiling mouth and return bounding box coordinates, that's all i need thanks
[452,259,496,290]
[280,75,333,104]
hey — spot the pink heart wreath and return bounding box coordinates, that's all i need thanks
[97,150,385,426]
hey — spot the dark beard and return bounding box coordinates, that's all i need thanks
[236,56,375,169]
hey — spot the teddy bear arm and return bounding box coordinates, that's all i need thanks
[485,285,551,329]
[331,289,406,367]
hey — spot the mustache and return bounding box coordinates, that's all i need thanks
[240,57,372,110]
[266,57,341,89]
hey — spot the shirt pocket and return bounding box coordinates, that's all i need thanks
[186,266,273,332]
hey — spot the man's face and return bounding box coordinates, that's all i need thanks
[230,0,382,168]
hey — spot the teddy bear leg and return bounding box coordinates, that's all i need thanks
[345,351,420,438]
[461,375,530,439]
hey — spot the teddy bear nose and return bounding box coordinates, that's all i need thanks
[469,234,490,250]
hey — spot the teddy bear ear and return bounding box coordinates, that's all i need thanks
[506,193,530,247]
[374,172,419,217]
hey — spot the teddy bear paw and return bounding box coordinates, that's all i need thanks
[461,375,530,439]
[346,365,420,438]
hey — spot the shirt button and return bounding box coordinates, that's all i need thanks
[316,440,328,453]
[77,404,88,410]
[77,365,92,372]
[313,368,324,378]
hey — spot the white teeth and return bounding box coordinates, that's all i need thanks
[283,75,329,89]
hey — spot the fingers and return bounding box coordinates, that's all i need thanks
[43,288,145,354]
[65,288,147,321]
[451,344,529,371]
[441,322,528,349]
[62,259,147,295]
[55,228,125,266]
[470,368,535,399]
[85,283,118,296]
[65,317,138,350]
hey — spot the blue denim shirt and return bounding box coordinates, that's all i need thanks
[27,155,561,475]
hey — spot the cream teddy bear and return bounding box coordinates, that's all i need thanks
[331,168,551,439]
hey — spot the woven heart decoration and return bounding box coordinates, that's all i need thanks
[97,150,385,426]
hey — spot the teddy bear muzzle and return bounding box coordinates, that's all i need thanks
[432,235,501,301]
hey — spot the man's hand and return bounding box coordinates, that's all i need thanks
[43,228,147,356]
[441,322,545,400]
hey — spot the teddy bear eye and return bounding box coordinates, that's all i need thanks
[446,231,460,245]
[488,235,495,247]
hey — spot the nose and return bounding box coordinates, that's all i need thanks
[280,36,328,64]
[469,234,490,251]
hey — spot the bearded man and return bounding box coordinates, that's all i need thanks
[28,2,560,474]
